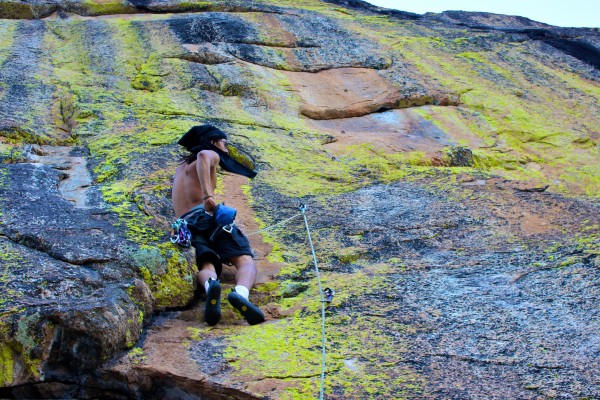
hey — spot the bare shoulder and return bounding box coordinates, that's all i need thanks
[197,149,220,162]
[175,160,197,176]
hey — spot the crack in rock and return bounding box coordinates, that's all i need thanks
[26,145,93,209]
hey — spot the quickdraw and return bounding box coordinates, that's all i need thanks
[323,287,335,303]
[170,218,192,248]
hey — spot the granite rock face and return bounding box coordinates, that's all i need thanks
[0,0,598,399]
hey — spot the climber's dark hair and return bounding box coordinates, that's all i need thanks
[178,149,199,165]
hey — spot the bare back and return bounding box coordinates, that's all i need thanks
[172,152,219,217]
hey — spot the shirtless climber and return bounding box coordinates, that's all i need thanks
[172,124,264,326]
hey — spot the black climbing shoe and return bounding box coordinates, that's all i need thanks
[204,278,221,326]
[227,290,265,325]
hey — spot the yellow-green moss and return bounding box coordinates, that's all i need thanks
[0,241,25,309]
[136,243,196,309]
[0,346,14,386]
[0,322,14,387]
[177,2,212,11]
[100,179,165,243]
[227,145,256,171]
[127,346,147,365]
[14,315,43,380]
[574,221,600,256]
[43,17,203,308]
[0,22,17,64]
[282,14,598,196]
[336,246,367,263]
[43,19,125,144]
[81,0,137,16]
[0,319,41,386]
[214,261,424,398]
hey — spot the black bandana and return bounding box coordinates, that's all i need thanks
[178,125,257,179]
[178,125,227,147]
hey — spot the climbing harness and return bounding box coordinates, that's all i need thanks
[171,204,239,247]
[210,203,238,242]
[170,218,192,247]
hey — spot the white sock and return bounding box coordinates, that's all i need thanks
[234,285,249,300]
[204,279,212,293]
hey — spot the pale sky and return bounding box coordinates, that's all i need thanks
[367,0,600,28]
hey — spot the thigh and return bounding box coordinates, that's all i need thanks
[187,211,223,275]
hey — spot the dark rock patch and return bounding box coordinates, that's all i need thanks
[0,162,153,386]
[0,20,54,144]
[322,0,421,20]
[168,13,258,45]
[0,1,57,19]
[167,10,391,72]
[0,163,125,264]
[189,338,232,380]
[446,146,474,167]
[541,38,600,69]
[289,177,599,398]
[422,12,600,71]
[426,11,553,29]
[125,0,285,15]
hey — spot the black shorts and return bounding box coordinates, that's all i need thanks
[181,205,253,277]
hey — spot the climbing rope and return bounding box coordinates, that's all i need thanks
[243,204,328,399]
[245,212,303,236]
[299,203,327,400]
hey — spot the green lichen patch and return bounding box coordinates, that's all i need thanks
[100,178,164,241]
[0,315,44,387]
[574,221,600,256]
[391,37,599,195]
[214,256,425,399]
[0,321,15,387]
[0,2,39,19]
[0,344,15,387]
[0,240,25,309]
[227,124,420,199]
[79,0,137,16]
[0,21,17,65]
[41,16,202,308]
[127,346,147,365]
[130,54,167,92]
[289,14,599,197]
[0,125,53,146]
[137,243,196,309]
[0,143,27,164]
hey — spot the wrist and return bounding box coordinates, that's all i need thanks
[202,195,214,201]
